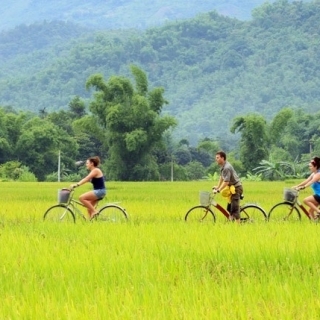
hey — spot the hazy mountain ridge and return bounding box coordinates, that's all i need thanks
[0,21,91,59]
[0,0,281,32]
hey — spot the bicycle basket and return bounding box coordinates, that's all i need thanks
[58,189,71,204]
[199,191,211,206]
[283,188,298,203]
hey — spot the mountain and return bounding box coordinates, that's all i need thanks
[1,0,283,32]
[0,0,318,146]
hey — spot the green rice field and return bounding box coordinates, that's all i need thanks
[1,181,320,319]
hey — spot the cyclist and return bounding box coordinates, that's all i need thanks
[71,156,106,220]
[293,156,320,220]
[213,151,243,223]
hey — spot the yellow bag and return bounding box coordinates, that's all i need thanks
[221,185,236,202]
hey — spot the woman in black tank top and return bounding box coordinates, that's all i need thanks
[71,156,106,220]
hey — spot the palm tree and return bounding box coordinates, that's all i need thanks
[253,160,295,181]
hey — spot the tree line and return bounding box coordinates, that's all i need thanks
[0,65,319,182]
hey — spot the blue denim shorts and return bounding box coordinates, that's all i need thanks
[93,189,106,200]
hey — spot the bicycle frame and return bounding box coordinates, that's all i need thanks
[287,197,311,219]
[67,199,90,220]
[61,189,101,219]
[268,188,318,221]
[185,191,267,223]
[60,188,126,220]
[209,195,230,218]
[44,188,128,223]
[210,193,257,219]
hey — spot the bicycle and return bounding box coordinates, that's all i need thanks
[268,187,314,221]
[43,188,128,223]
[184,191,267,223]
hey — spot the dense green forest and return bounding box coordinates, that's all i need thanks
[0,0,286,31]
[0,0,319,145]
[0,0,319,183]
[0,66,320,182]
[0,0,320,144]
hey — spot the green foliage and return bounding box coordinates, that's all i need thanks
[174,147,192,165]
[267,109,320,160]
[14,117,78,181]
[158,162,188,181]
[185,161,206,180]
[269,108,294,145]
[0,161,37,181]
[130,65,148,96]
[86,66,176,180]
[203,172,219,181]
[62,173,82,183]
[68,96,87,120]
[0,1,319,146]
[0,161,22,180]
[72,116,107,159]
[18,168,37,182]
[45,172,59,182]
[253,157,309,181]
[241,172,263,182]
[231,114,269,172]
[3,0,320,183]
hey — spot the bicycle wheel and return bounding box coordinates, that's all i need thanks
[95,205,128,223]
[268,202,301,221]
[239,204,267,223]
[185,205,216,223]
[43,205,75,223]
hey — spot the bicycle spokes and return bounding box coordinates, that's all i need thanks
[43,205,75,223]
[268,202,301,221]
[185,205,216,223]
[96,205,128,223]
[240,205,267,223]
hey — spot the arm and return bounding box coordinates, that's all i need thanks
[293,175,313,189]
[213,177,229,193]
[213,176,222,191]
[301,173,320,189]
[216,180,230,192]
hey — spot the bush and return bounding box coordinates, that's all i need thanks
[18,171,37,182]
[62,173,81,182]
[159,163,188,181]
[185,161,205,180]
[45,172,59,182]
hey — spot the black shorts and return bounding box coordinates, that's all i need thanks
[314,194,320,204]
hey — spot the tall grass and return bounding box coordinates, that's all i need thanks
[1,181,320,319]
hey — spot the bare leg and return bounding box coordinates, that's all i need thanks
[79,191,98,218]
[303,196,320,219]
